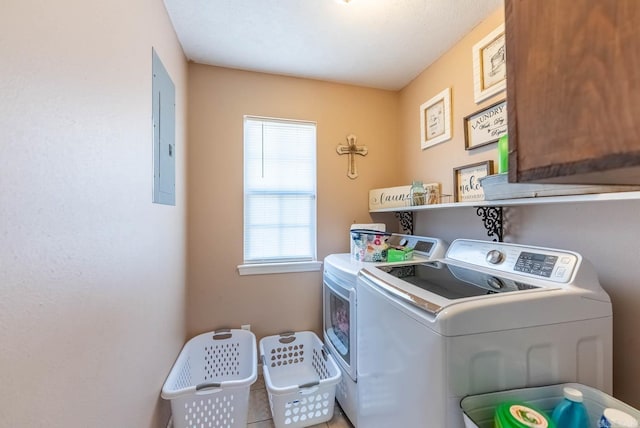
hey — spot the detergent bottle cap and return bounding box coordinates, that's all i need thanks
[563,387,584,403]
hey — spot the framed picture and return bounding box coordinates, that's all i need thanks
[453,160,493,202]
[472,24,506,104]
[463,100,507,150]
[420,87,452,150]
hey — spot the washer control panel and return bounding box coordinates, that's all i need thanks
[514,252,558,278]
[446,239,579,283]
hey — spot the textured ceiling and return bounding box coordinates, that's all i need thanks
[163,0,503,90]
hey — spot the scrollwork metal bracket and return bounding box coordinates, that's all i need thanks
[394,211,413,235]
[475,206,503,242]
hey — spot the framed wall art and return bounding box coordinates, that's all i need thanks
[463,100,507,150]
[453,160,493,202]
[420,87,452,150]
[472,24,506,104]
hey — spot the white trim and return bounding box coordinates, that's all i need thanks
[243,114,317,127]
[238,261,323,276]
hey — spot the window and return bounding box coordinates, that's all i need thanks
[239,116,321,275]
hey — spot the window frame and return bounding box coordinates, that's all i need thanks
[238,115,322,276]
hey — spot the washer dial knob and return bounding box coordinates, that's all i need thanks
[486,249,504,265]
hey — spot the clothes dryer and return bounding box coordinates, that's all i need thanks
[322,234,447,426]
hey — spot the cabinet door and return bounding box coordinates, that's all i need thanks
[505,0,640,184]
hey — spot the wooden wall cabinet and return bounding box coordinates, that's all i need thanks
[505,0,640,184]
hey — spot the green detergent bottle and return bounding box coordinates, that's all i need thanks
[494,401,556,428]
[498,133,509,173]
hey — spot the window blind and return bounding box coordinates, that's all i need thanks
[243,116,317,264]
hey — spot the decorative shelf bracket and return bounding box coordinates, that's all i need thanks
[394,211,414,235]
[475,206,504,242]
[394,207,503,240]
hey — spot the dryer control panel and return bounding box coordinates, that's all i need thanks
[386,234,447,259]
[446,239,579,283]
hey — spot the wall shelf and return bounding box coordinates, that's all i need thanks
[370,190,640,214]
[375,191,640,242]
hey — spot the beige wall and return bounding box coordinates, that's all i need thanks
[394,6,640,408]
[1,0,187,426]
[187,65,399,339]
[6,0,638,424]
[397,7,505,195]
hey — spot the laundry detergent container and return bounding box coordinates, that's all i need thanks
[161,328,257,428]
[461,383,640,428]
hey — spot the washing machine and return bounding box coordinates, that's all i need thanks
[356,238,612,428]
[322,233,447,426]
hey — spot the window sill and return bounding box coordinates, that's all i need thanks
[237,261,323,276]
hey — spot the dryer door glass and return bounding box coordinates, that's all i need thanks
[327,288,350,359]
[323,268,357,380]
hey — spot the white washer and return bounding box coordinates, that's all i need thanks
[356,239,613,428]
[323,234,447,426]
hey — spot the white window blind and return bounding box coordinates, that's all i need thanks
[243,116,317,264]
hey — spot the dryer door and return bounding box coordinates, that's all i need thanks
[323,270,357,380]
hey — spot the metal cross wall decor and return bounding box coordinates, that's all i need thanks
[336,134,368,179]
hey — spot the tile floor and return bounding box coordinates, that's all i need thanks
[247,373,354,428]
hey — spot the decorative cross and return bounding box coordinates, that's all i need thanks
[336,134,368,179]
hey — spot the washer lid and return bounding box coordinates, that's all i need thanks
[382,262,543,297]
[360,260,612,335]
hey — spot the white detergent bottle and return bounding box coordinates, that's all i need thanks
[551,387,590,428]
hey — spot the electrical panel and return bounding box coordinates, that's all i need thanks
[152,48,176,205]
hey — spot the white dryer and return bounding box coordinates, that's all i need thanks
[322,234,447,426]
[356,239,612,428]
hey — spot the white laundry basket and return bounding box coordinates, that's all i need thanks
[260,331,341,428]
[161,329,257,428]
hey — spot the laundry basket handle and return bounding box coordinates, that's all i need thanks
[298,380,320,395]
[299,380,319,388]
[278,331,296,344]
[213,328,232,340]
[195,382,222,393]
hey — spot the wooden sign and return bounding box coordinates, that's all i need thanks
[369,183,441,210]
[464,100,507,150]
[453,161,493,202]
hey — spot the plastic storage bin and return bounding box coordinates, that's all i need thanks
[161,329,257,428]
[350,229,391,262]
[461,383,640,428]
[260,331,341,428]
